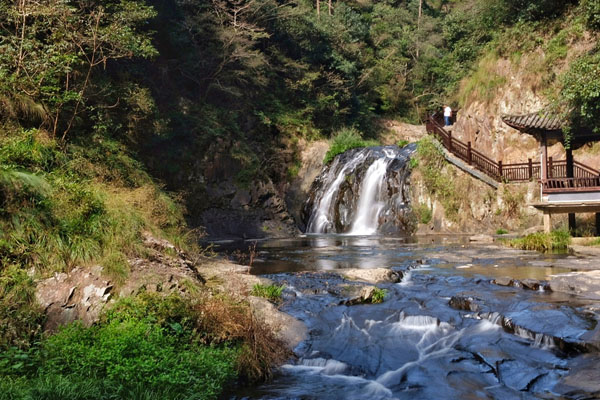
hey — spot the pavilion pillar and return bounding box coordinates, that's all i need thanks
[540,133,548,201]
[543,212,552,233]
[566,148,574,179]
[540,133,548,181]
[568,213,577,234]
[566,148,576,234]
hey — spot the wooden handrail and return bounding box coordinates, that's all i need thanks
[543,177,600,193]
[426,115,600,186]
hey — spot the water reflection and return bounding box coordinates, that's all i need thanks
[213,235,572,279]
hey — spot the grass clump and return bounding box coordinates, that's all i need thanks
[496,228,508,235]
[371,288,387,304]
[323,127,380,164]
[397,139,410,148]
[413,203,433,224]
[251,283,285,302]
[507,229,571,252]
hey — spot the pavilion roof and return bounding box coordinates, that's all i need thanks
[501,111,563,133]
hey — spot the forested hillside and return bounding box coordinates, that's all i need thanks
[0,0,599,397]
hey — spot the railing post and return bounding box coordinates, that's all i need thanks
[467,142,472,165]
[498,160,503,180]
[548,157,553,178]
[448,132,452,152]
[528,158,532,180]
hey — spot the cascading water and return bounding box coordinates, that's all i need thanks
[304,144,416,235]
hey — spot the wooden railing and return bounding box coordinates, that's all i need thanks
[426,115,600,188]
[543,177,600,193]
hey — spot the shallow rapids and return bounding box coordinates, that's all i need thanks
[222,236,600,399]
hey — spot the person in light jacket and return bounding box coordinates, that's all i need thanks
[443,105,452,126]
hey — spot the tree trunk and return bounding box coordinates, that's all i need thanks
[316,0,320,16]
[328,0,332,15]
[416,0,422,58]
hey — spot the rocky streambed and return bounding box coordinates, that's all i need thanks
[221,235,600,399]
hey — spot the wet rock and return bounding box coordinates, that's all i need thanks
[342,286,377,305]
[550,271,600,300]
[449,296,480,312]
[554,354,600,398]
[469,234,494,243]
[521,279,541,291]
[303,145,415,234]
[248,296,307,350]
[340,268,402,284]
[492,277,514,287]
[498,360,545,391]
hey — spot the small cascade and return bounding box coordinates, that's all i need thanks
[304,144,416,235]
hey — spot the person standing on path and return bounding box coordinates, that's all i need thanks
[444,105,452,126]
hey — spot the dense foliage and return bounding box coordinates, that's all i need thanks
[0,292,286,399]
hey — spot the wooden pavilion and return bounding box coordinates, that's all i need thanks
[502,111,600,234]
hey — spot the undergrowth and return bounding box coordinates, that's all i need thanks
[0,292,288,399]
[414,137,462,222]
[0,129,192,280]
[506,229,571,252]
[323,127,380,164]
[413,203,433,224]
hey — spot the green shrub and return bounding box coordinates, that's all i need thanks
[496,228,508,235]
[561,51,600,139]
[582,0,600,30]
[507,229,571,252]
[397,139,409,148]
[323,127,379,164]
[0,320,238,400]
[251,283,285,302]
[413,203,433,224]
[0,293,247,400]
[0,267,45,350]
[371,288,387,304]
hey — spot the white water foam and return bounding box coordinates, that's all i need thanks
[348,157,392,236]
[306,153,367,233]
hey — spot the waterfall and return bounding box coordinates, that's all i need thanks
[304,144,416,235]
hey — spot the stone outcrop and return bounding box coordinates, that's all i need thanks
[36,266,113,332]
[340,268,402,284]
[36,232,205,332]
[342,286,378,305]
[286,139,330,230]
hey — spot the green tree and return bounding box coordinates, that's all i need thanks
[0,0,157,140]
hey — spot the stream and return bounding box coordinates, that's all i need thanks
[223,235,600,399]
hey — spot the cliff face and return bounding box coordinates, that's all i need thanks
[452,33,599,169]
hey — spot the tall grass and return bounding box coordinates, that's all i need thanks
[0,128,197,353]
[323,127,380,164]
[507,229,571,252]
[0,129,193,279]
